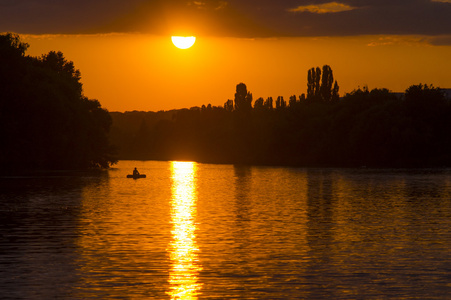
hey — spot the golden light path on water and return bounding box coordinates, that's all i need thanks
[167,161,203,299]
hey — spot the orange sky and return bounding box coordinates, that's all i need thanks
[22,33,451,112]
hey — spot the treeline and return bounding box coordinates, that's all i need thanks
[0,33,117,171]
[111,70,451,167]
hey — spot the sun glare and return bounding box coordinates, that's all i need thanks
[167,161,202,299]
[171,36,196,49]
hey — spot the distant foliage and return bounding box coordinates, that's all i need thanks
[234,83,253,114]
[307,65,338,102]
[110,81,451,167]
[0,33,117,171]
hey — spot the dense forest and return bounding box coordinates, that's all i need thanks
[111,66,451,167]
[0,33,117,171]
[2,32,449,169]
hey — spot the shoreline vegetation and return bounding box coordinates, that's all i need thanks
[111,83,451,168]
[2,33,451,170]
[0,33,117,172]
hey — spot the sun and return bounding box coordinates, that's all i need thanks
[171,36,196,49]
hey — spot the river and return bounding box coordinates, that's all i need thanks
[1,161,450,299]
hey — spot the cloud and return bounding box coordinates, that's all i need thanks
[288,2,356,14]
[1,0,451,38]
[427,35,451,46]
[97,0,276,37]
[366,36,427,47]
[364,34,451,47]
[188,0,228,10]
[0,0,144,34]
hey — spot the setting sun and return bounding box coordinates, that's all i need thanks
[1,0,450,297]
[171,36,196,49]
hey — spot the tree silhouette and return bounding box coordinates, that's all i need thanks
[234,83,253,113]
[307,67,323,100]
[110,81,451,167]
[332,81,340,102]
[276,96,286,109]
[307,68,315,99]
[254,97,264,109]
[314,67,321,99]
[308,65,339,102]
[405,84,444,106]
[0,33,28,58]
[41,51,82,94]
[0,33,116,171]
[289,95,297,107]
[264,97,274,110]
[224,99,234,111]
[320,65,334,101]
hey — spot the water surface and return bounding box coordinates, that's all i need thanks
[1,161,450,299]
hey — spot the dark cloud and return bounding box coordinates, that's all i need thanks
[428,35,451,45]
[0,0,143,34]
[225,0,451,36]
[1,0,451,37]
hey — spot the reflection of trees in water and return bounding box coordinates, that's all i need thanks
[400,171,451,252]
[230,165,254,296]
[76,169,171,299]
[233,165,252,223]
[0,172,107,231]
[403,171,448,200]
[0,172,107,299]
[304,169,341,298]
[302,169,451,298]
[233,165,253,243]
[306,169,335,251]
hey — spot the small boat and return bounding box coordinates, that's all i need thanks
[127,174,146,179]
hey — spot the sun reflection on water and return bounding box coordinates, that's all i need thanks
[167,161,202,299]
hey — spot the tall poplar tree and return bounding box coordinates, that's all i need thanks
[307,68,315,99]
[320,65,334,101]
[234,83,252,113]
[314,67,321,99]
[332,80,340,101]
[308,65,339,102]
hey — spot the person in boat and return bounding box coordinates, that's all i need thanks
[133,167,140,176]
